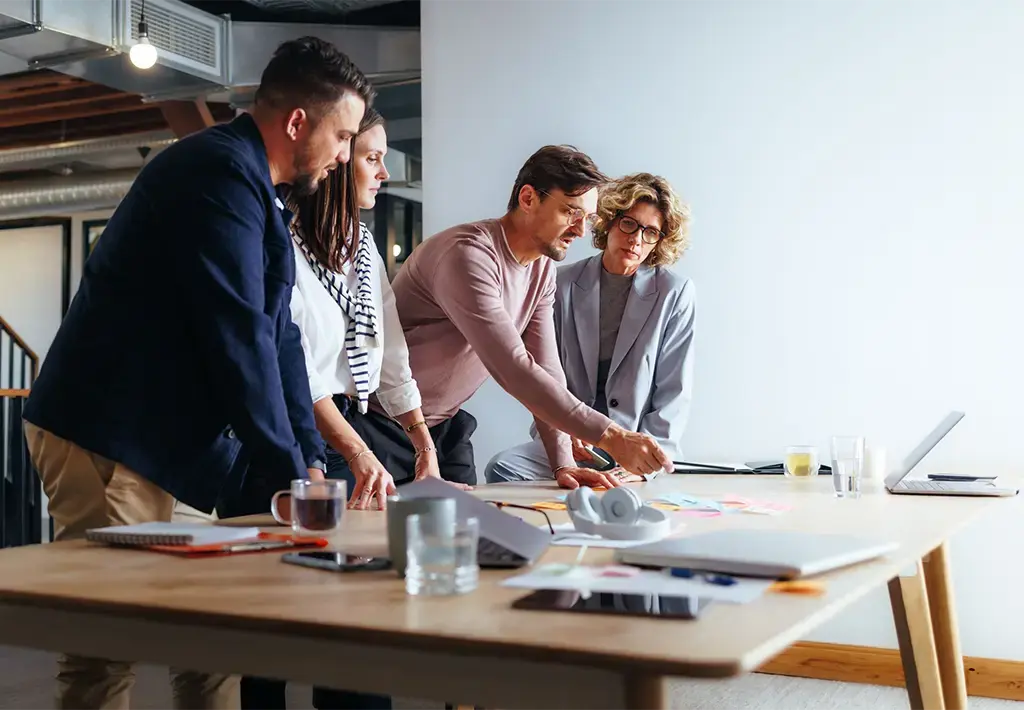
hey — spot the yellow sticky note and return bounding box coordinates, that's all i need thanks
[650,502,682,511]
[769,580,827,596]
[531,501,568,511]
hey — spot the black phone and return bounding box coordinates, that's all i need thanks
[281,551,392,573]
[927,473,997,482]
[511,589,710,620]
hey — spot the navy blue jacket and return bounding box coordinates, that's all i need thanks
[24,114,324,513]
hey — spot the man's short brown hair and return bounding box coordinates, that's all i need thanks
[506,145,608,212]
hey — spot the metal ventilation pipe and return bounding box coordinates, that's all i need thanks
[0,132,175,169]
[0,169,138,220]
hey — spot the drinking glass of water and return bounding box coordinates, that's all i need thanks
[405,513,480,596]
[270,479,346,537]
[452,517,480,594]
[831,436,865,498]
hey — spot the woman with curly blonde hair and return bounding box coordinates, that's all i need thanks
[485,172,695,482]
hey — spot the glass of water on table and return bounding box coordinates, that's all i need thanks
[831,436,865,498]
[405,513,480,596]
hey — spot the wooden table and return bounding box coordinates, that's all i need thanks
[0,475,1014,709]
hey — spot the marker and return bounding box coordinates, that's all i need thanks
[667,567,737,586]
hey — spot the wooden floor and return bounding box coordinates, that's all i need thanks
[3,646,1021,709]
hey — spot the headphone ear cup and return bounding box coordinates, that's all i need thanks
[601,487,642,525]
[567,487,603,525]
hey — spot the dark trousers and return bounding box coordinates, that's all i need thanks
[220,398,478,710]
[328,396,479,488]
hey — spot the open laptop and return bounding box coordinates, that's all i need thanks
[885,411,1018,497]
[396,477,551,568]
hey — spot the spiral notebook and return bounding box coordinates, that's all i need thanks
[85,522,262,547]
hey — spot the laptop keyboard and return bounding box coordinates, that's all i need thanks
[899,480,953,491]
[477,537,529,568]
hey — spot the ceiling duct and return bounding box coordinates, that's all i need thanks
[0,131,175,171]
[0,167,137,219]
[236,0,397,13]
[382,146,420,189]
[0,0,419,103]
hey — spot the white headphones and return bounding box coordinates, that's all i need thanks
[565,487,672,542]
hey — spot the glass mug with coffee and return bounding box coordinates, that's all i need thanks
[271,479,346,536]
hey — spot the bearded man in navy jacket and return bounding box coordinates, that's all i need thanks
[22,37,372,710]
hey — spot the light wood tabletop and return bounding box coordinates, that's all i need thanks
[0,475,1015,709]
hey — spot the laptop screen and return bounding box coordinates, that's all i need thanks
[885,411,965,488]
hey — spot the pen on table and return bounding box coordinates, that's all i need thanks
[222,540,296,553]
[666,567,738,586]
[672,461,741,473]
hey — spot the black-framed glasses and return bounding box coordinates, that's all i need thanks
[486,500,556,534]
[538,189,598,229]
[618,215,664,245]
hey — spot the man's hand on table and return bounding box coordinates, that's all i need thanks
[552,465,630,487]
[596,425,672,479]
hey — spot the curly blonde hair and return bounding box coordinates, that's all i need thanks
[591,172,690,268]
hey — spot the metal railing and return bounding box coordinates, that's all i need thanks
[1,315,42,548]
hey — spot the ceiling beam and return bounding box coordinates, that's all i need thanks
[159,100,216,138]
[0,95,151,130]
[0,85,130,118]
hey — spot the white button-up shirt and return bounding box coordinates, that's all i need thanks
[289,224,421,418]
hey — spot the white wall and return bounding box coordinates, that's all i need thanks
[0,225,65,379]
[422,0,1024,659]
[0,209,111,369]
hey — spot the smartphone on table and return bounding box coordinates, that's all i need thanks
[282,550,391,572]
[511,589,710,620]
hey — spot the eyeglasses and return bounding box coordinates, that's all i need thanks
[538,189,598,230]
[617,215,664,245]
[485,500,556,534]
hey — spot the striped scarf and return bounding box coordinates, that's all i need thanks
[293,223,379,413]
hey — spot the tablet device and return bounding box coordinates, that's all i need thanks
[511,589,710,619]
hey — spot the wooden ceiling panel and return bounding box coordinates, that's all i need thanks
[0,69,236,150]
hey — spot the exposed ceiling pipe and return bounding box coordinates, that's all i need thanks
[0,169,137,219]
[0,132,175,169]
[238,0,398,12]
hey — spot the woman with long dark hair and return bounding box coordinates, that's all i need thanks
[288,107,470,510]
[237,109,468,710]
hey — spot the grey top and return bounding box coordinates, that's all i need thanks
[548,254,696,464]
[594,268,634,415]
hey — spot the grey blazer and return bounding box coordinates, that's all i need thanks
[552,254,695,461]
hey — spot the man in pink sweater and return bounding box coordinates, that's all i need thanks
[368,145,672,489]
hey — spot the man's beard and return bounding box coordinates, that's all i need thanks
[290,141,329,197]
[540,238,569,262]
[290,171,320,197]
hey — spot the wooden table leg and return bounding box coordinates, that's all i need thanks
[888,562,945,710]
[625,673,668,710]
[923,542,968,710]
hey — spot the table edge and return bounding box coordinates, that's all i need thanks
[0,592,746,678]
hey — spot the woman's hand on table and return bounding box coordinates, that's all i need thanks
[348,451,397,510]
[413,449,473,491]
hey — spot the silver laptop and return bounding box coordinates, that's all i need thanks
[614,529,898,579]
[885,411,1018,497]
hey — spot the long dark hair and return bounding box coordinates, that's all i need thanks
[289,107,386,270]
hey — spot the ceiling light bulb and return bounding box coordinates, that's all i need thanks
[392,244,402,258]
[130,31,157,69]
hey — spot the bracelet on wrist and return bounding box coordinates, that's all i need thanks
[415,445,437,457]
[405,420,427,433]
[346,449,373,465]
[552,465,573,476]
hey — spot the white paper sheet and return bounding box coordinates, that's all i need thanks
[501,564,773,604]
